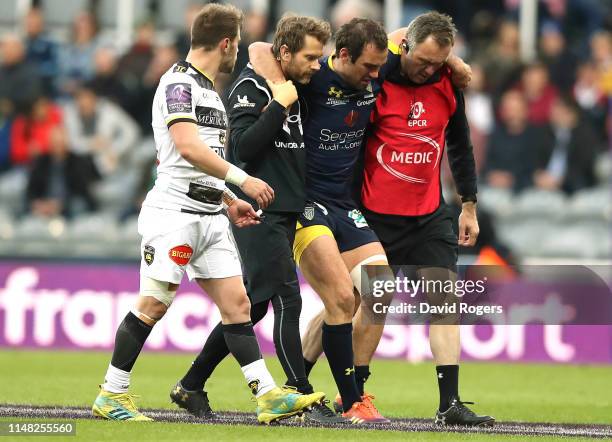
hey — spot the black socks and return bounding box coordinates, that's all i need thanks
[110,312,152,372]
[321,322,361,412]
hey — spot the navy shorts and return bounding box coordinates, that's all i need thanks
[293,199,379,264]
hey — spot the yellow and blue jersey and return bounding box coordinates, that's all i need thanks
[299,45,401,206]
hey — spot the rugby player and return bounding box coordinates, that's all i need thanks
[359,12,494,426]
[249,18,471,423]
[92,4,323,423]
[169,15,344,424]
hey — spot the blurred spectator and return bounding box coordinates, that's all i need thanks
[174,4,203,58]
[224,9,269,91]
[118,21,156,83]
[117,21,156,131]
[331,0,382,30]
[90,47,130,110]
[590,31,612,95]
[63,84,139,178]
[10,96,63,166]
[0,101,12,173]
[26,126,98,217]
[517,61,559,126]
[0,33,43,115]
[573,61,608,142]
[477,20,522,96]
[140,44,180,130]
[23,7,59,98]
[484,90,545,192]
[539,21,577,92]
[58,12,101,97]
[464,63,492,174]
[533,95,598,194]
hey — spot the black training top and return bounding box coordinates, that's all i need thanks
[226,64,306,213]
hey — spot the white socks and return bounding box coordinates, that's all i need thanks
[241,359,276,397]
[102,364,130,394]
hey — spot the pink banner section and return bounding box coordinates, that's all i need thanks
[0,262,610,363]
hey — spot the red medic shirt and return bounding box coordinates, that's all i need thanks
[362,66,474,216]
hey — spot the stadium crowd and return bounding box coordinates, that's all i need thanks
[0,0,610,261]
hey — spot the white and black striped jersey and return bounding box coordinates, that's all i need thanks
[143,60,228,213]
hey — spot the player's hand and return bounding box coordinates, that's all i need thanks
[240,177,274,209]
[266,79,298,109]
[227,199,262,228]
[458,202,479,247]
[447,54,472,89]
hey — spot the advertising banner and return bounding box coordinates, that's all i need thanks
[1,262,610,363]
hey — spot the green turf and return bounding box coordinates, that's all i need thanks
[0,418,606,442]
[0,350,611,441]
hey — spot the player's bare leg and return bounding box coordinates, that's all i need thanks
[341,242,388,375]
[299,235,364,416]
[302,309,325,366]
[93,279,179,421]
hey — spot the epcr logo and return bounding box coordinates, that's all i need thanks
[410,101,425,119]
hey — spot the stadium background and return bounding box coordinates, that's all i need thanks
[0,1,611,435]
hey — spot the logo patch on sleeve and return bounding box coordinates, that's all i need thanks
[169,244,193,266]
[165,83,192,114]
[143,245,155,266]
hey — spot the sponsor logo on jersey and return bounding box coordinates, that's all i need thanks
[303,205,315,220]
[344,110,359,127]
[326,86,349,106]
[274,141,305,149]
[169,244,193,266]
[328,86,343,98]
[233,94,255,108]
[195,106,227,130]
[143,245,155,266]
[408,101,428,127]
[282,113,303,136]
[348,209,368,228]
[165,83,192,113]
[357,97,376,106]
[375,133,441,184]
[219,130,226,145]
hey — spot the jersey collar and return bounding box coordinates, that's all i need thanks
[187,61,215,86]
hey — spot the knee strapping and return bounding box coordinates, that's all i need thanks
[349,254,388,296]
[139,276,177,307]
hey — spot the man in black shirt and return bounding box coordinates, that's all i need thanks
[170,15,343,423]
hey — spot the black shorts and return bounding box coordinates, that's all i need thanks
[362,204,458,270]
[293,199,379,264]
[232,211,300,304]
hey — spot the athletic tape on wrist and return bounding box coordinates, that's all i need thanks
[222,187,238,210]
[225,164,248,187]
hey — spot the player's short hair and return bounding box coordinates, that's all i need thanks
[405,11,457,49]
[335,18,387,63]
[272,15,331,58]
[191,3,244,51]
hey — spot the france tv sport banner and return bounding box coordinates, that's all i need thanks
[0,261,610,363]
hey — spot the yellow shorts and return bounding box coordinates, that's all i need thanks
[292,221,333,266]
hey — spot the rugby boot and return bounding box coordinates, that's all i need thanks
[92,387,152,421]
[341,400,389,424]
[334,392,389,423]
[256,386,325,424]
[302,399,348,424]
[170,381,215,418]
[434,398,495,426]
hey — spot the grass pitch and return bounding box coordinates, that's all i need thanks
[0,350,611,441]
